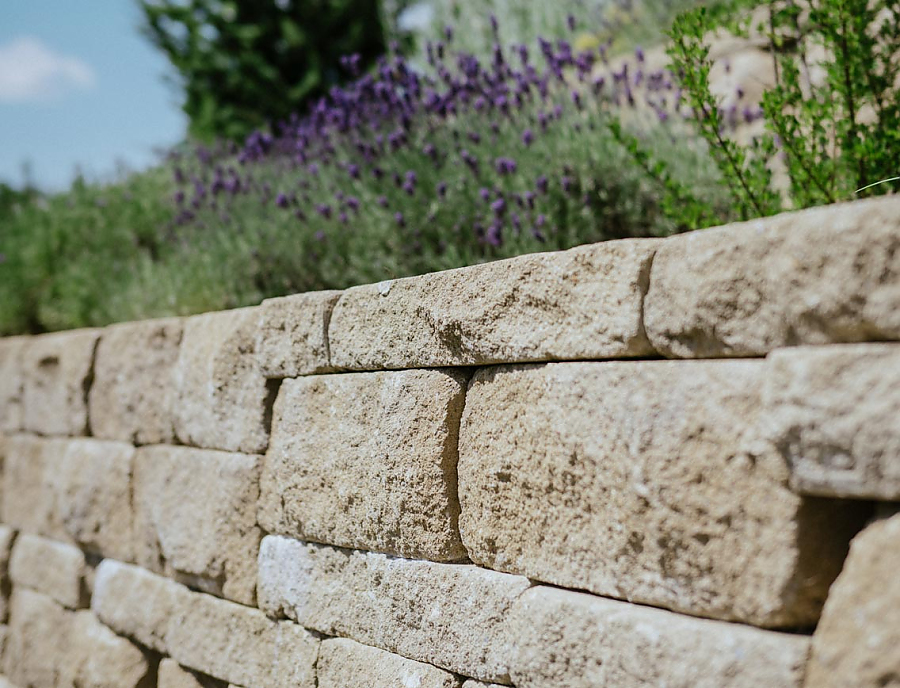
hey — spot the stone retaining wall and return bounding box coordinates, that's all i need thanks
[0,196,898,687]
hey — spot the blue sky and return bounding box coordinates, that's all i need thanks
[0,1,187,190]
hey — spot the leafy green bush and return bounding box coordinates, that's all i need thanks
[139,0,387,140]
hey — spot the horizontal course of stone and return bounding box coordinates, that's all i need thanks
[0,197,897,687]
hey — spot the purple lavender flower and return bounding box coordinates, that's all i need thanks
[490,197,506,215]
[395,211,405,227]
[567,14,577,31]
[316,204,332,219]
[437,181,448,197]
[495,157,517,175]
[486,222,503,247]
[536,175,549,194]
[522,129,534,146]
[635,46,645,62]
[479,187,491,201]
[377,195,389,208]
[275,193,290,208]
[561,175,574,193]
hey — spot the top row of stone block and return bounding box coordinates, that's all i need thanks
[1,196,897,451]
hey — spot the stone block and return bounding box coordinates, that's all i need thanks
[66,610,150,688]
[458,360,868,627]
[9,534,86,608]
[258,535,531,683]
[1,435,69,540]
[0,337,26,433]
[134,445,262,605]
[158,659,226,688]
[461,682,507,688]
[510,586,809,688]
[645,196,900,357]
[4,588,70,687]
[318,638,461,688]
[328,238,659,370]
[256,290,341,377]
[173,306,272,454]
[259,369,467,560]
[92,559,181,654]
[763,344,900,499]
[55,438,135,561]
[89,317,182,444]
[166,587,318,688]
[21,329,99,436]
[804,512,900,688]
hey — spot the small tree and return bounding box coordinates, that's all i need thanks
[139,0,386,141]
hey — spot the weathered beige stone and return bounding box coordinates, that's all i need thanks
[0,338,26,433]
[645,196,900,357]
[804,512,900,688]
[89,317,182,444]
[21,329,99,436]
[65,610,150,688]
[173,307,272,454]
[318,638,461,688]
[0,527,14,624]
[256,290,341,377]
[259,369,468,561]
[461,682,507,688]
[0,435,5,521]
[763,344,900,500]
[1,435,69,540]
[0,675,13,688]
[258,535,531,683]
[54,438,135,560]
[459,360,868,627]
[9,534,86,608]
[158,659,226,688]
[4,588,70,687]
[92,559,181,653]
[329,238,660,370]
[510,586,809,688]
[166,586,318,688]
[134,445,262,605]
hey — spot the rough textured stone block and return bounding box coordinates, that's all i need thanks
[21,329,99,436]
[318,638,461,688]
[461,682,507,688]
[55,439,135,561]
[645,196,900,357]
[1,435,69,540]
[9,534,85,608]
[256,290,341,377]
[510,586,809,688]
[0,528,14,624]
[173,307,272,453]
[259,369,468,561]
[89,317,182,444]
[0,675,15,688]
[158,659,226,688]
[66,611,150,688]
[134,445,262,605]
[0,338,26,432]
[329,238,660,370]
[763,344,900,500]
[92,559,181,653]
[258,535,531,683]
[805,512,900,688]
[4,588,70,687]
[167,587,318,688]
[459,360,867,627]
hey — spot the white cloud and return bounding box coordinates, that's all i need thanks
[0,36,96,103]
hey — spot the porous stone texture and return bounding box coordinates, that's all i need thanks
[8,534,85,608]
[458,360,867,627]
[92,559,181,654]
[317,638,461,688]
[510,586,809,688]
[173,307,271,454]
[1,435,70,540]
[166,586,319,688]
[0,527,14,623]
[328,238,659,370]
[645,196,900,357]
[258,535,531,683]
[56,439,135,560]
[158,659,226,688]
[259,369,468,560]
[763,344,900,500]
[256,290,341,377]
[0,338,25,432]
[21,329,99,437]
[5,589,149,688]
[461,682,507,688]
[89,317,183,444]
[804,512,900,688]
[134,445,262,605]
